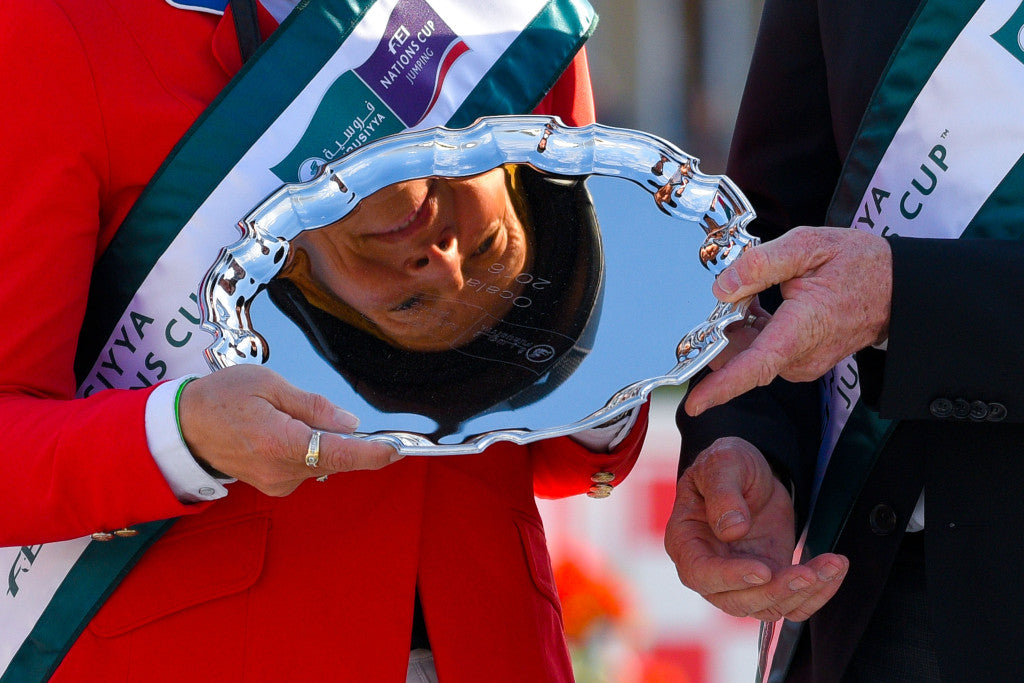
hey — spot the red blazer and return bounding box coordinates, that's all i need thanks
[0,2,645,681]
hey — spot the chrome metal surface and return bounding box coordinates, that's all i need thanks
[199,115,757,454]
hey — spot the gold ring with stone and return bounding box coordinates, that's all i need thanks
[305,430,322,468]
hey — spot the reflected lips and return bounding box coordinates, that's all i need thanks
[365,180,437,244]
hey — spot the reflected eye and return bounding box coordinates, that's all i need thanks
[474,233,497,256]
[391,295,422,312]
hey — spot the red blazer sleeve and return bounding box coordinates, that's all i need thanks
[530,402,650,499]
[0,1,210,546]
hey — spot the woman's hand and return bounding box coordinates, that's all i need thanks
[178,365,400,496]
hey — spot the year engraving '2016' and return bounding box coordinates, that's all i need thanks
[466,264,552,309]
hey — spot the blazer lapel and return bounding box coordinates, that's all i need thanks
[165,0,279,76]
[165,0,230,14]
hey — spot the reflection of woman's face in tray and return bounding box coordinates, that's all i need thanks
[282,167,530,351]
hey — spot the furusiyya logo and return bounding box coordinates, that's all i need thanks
[271,0,468,183]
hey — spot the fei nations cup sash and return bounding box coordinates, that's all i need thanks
[0,0,595,679]
[760,0,1024,679]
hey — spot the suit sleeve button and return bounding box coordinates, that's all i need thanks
[591,472,616,484]
[587,483,613,499]
[91,532,115,542]
[869,503,898,535]
[987,402,1007,422]
[929,398,953,418]
[969,400,989,421]
[952,399,971,419]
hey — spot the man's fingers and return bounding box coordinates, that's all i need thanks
[740,555,849,622]
[685,303,817,416]
[679,447,761,543]
[780,554,849,621]
[684,343,782,416]
[709,322,761,371]
[707,568,816,620]
[712,227,826,303]
[666,530,773,596]
[711,298,772,372]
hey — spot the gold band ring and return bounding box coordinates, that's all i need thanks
[305,430,322,468]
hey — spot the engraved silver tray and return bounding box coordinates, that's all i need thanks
[199,115,757,454]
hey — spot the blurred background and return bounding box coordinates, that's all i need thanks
[585,0,764,173]
[538,1,767,681]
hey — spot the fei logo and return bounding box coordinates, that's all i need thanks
[992,2,1024,64]
[389,25,411,54]
[270,0,468,183]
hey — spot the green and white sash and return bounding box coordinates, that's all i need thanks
[761,0,1024,679]
[0,0,595,679]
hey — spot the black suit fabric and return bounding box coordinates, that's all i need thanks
[678,0,1024,680]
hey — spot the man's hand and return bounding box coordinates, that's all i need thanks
[178,365,400,496]
[685,226,891,416]
[665,437,848,621]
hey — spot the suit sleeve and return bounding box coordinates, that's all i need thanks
[0,1,206,546]
[681,0,1024,521]
[676,0,831,517]
[724,0,1024,428]
[878,237,1024,423]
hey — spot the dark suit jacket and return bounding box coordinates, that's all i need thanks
[678,0,1024,680]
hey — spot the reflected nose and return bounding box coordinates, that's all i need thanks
[404,235,464,292]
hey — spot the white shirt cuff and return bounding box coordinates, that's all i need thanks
[145,376,232,504]
[906,490,926,532]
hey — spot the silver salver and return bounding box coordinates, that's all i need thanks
[199,115,757,454]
